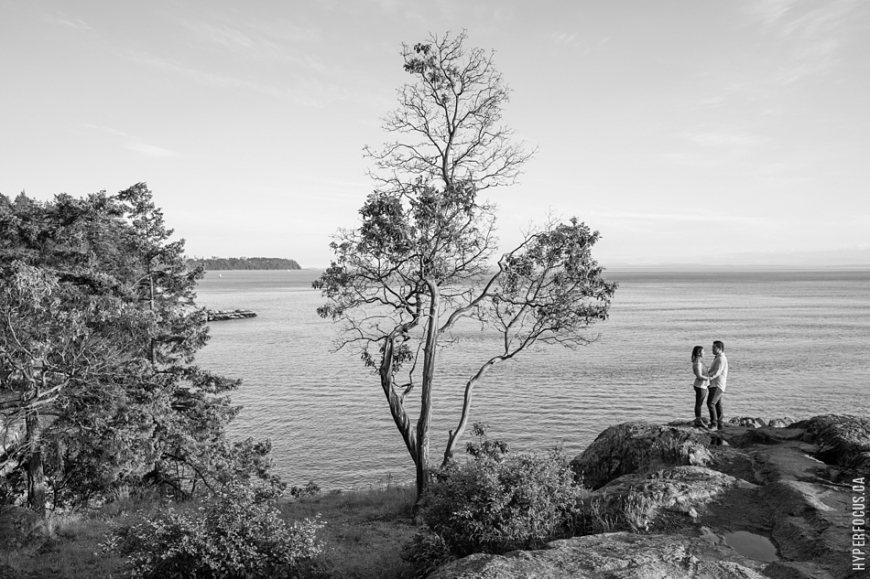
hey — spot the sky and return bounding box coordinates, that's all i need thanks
[1,0,869,268]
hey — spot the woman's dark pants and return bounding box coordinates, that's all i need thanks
[693,387,707,419]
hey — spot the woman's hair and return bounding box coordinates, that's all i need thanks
[691,346,704,362]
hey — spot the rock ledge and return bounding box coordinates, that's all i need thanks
[435,414,868,579]
[206,309,257,322]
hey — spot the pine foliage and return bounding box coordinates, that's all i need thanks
[0,184,279,511]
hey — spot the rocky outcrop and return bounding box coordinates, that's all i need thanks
[206,309,257,322]
[727,416,796,429]
[434,415,868,579]
[794,414,870,474]
[429,532,768,579]
[570,422,713,489]
[588,466,755,531]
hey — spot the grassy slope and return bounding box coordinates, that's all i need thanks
[0,486,418,579]
[284,487,417,579]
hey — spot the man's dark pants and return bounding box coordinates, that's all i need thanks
[707,387,724,429]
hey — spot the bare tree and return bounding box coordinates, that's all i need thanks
[365,30,533,194]
[315,32,617,501]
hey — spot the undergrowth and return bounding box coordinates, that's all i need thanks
[1,484,417,579]
[2,433,662,579]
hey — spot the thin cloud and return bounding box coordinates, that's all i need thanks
[694,0,863,113]
[129,52,281,95]
[81,124,128,137]
[179,16,322,57]
[659,152,702,164]
[744,0,861,84]
[250,20,322,45]
[126,143,180,158]
[367,0,402,12]
[551,32,578,46]
[81,125,178,158]
[128,50,362,108]
[494,6,516,20]
[744,0,801,26]
[688,78,762,112]
[195,19,338,75]
[182,21,261,52]
[128,51,313,102]
[49,15,92,30]
[679,131,766,148]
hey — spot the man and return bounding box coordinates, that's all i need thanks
[706,340,728,430]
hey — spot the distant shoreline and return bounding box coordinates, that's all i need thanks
[187,257,301,270]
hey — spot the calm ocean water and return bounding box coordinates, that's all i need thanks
[194,268,870,489]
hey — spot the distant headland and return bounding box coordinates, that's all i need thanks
[187,257,301,270]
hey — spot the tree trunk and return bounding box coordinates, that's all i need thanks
[443,378,475,465]
[416,283,440,502]
[148,272,156,365]
[25,411,46,515]
[443,356,502,465]
[379,335,417,460]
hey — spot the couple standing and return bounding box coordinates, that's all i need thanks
[691,341,729,430]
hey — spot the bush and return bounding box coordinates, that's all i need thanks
[411,434,585,562]
[464,422,510,461]
[575,488,657,534]
[105,482,323,579]
[290,481,321,499]
[402,528,453,578]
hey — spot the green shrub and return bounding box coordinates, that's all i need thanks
[290,480,321,499]
[402,528,453,578]
[464,422,510,461]
[412,439,585,562]
[575,488,659,534]
[105,482,323,578]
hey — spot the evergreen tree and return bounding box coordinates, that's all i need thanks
[0,184,276,512]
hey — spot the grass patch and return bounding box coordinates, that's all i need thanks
[1,509,128,579]
[0,485,418,579]
[284,485,418,579]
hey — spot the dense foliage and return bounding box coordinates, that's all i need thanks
[405,427,585,572]
[105,482,323,579]
[0,185,279,512]
[187,257,301,270]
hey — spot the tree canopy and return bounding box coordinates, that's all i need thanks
[315,32,617,501]
[0,184,277,513]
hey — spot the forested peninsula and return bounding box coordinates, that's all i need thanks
[186,257,301,270]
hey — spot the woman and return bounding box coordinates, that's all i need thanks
[691,345,710,428]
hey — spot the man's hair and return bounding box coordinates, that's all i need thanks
[713,340,725,352]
